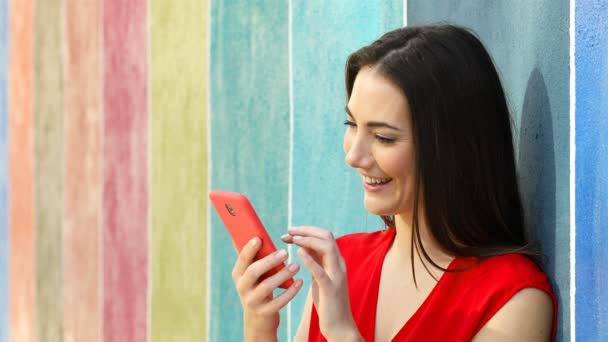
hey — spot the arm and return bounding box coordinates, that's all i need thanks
[293,288,313,342]
[283,226,363,342]
[472,288,554,342]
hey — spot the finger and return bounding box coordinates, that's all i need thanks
[250,261,301,302]
[257,278,304,315]
[292,235,342,272]
[232,237,262,281]
[297,248,331,288]
[292,236,333,256]
[238,249,289,293]
[280,234,294,244]
[288,226,337,241]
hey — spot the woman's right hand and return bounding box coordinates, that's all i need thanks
[232,237,304,340]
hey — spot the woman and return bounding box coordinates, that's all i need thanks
[232,24,557,341]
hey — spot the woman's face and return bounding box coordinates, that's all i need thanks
[344,66,417,217]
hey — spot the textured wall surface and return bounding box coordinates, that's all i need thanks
[0,1,606,341]
[575,0,608,340]
[150,1,208,341]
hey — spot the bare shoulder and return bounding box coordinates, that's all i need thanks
[473,288,554,342]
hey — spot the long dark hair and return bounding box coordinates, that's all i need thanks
[345,24,536,277]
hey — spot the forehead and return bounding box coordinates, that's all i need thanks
[347,66,410,124]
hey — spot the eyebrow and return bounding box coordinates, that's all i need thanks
[344,106,401,131]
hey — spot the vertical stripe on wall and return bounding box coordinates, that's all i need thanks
[407,2,570,338]
[0,0,8,340]
[33,0,64,339]
[64,0,102,341]
[150,0,208,340]
[103,1,148,341]
[575,0,608,340]
[9,0,35,341]
[290,2,403,338]
[210,1,290,340]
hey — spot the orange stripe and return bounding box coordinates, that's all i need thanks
[63,1,102,341]
[9,0,34,341]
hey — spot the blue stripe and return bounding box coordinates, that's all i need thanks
[0,0,9,340]
[209,1,290,341]
[575,0,608,340]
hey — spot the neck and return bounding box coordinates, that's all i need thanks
[390,212,453,267]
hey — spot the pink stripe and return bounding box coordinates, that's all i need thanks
[9,0,34,340]
[64,0,102,341]
[103,1,148,341]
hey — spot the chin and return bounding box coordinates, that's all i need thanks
[363,198,398,216]
[364,194,411,218]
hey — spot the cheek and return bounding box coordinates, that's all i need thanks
[377,147,415,181]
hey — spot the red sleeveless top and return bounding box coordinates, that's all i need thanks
[308,229,557,341]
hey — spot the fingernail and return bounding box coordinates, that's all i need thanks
[288,226,299,232]
[250,237,260,246]
[287,263,299,272]
[274,249,287,259]
[280,234,290,240]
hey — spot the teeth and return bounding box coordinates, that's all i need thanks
[364,176,391,185]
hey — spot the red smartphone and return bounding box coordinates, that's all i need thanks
[209,190,294,289]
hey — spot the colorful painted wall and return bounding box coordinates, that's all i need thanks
[0,1,605,341]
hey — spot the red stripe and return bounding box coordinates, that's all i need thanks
[103,1,148,340]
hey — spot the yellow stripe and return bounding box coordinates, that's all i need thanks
[150,1,208,340]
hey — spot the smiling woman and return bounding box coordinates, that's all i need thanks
[230,24,557,342]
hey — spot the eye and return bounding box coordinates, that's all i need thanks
[343,120,357,128]
[375,135,396,144]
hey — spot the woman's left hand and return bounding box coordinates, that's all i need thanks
[281,226,363,341]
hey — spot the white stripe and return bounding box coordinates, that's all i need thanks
[287,0,294,340]
[206,0,213,340]
[569,0,576,340]
[403,0,408,27]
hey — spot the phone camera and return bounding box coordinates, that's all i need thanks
[225,204,236,216]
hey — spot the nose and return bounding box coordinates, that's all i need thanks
[345,135,373,169]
